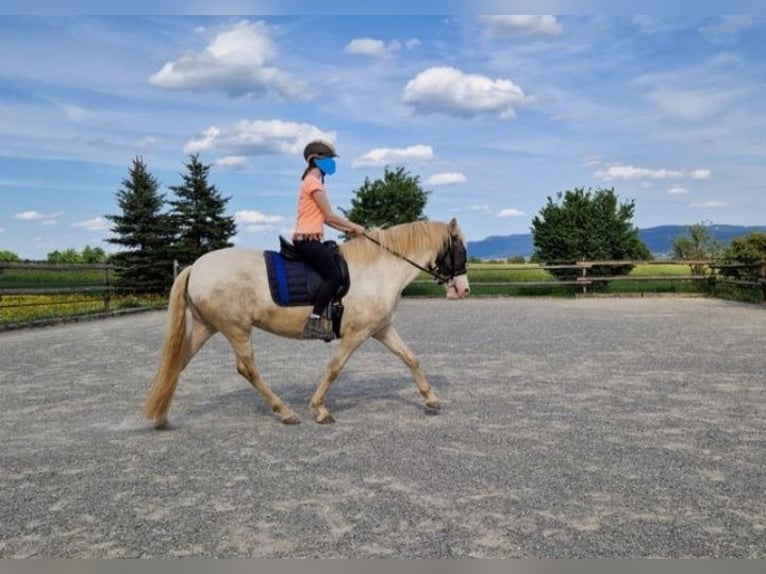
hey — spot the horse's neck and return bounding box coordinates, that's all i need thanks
[344,223,444,291]
[379,232,439,286]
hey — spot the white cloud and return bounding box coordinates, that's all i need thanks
[62,104,89,122]
[185,120,334,157]
[479,15,563,37]
[405,38,421,49]
[688,169,712,180]
[646,88,735,121]
[667,187,689,195]
[690,200,727,208]
[469,204,491,213]
[149,20,308,100]
[425,172,467,186]
[595,164,712,181]
[583,155,601,168]
[497,208,525,217]
[72,217,110,230]
[235,210,284,225]
[215,155,248,169]
[352,145,435,168]
[596,165,683,181]
[234,209,289,234]
[345,37,419,57]
[403,66,526,119]
[345,38,400,57]
[136,136,160,149]
[633,16,691,35]
[14,210,61,221]
[240,224,283,234]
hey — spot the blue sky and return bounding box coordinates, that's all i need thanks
[1,14,765,259]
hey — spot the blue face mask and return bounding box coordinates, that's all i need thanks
[315,157,336,175]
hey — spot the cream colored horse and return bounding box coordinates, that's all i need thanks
[144,218,470,427]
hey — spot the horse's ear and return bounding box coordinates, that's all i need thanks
[448,218,458,232]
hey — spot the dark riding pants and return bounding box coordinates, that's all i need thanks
[292,239,341,316]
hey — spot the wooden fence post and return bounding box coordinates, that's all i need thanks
[104,264,111,313]
[760,260,766,302]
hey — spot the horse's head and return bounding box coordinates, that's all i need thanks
[434,218,470,299]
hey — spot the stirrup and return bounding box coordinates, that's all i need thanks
[302,317,335,342]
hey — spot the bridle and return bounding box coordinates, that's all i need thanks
[362,231,467,285]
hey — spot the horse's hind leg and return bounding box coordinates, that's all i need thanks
[223,328,300,425]
[373,324,440,411]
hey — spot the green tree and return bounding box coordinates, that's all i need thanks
[168,154,237,265]
[342,166,429,229]
[105,156,175,293]
[531,187,650,280]
[672,221,720,275]
[46,248,83,263]
[0,250,20,262]
[719,232,766,282]
[81,245,108,264]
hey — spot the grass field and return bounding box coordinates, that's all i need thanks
[0,293,167,325]
[0,266,106,288]
[403,262,715,297]
[0,265,165,326]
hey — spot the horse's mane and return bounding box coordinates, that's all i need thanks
[340,220,454,266]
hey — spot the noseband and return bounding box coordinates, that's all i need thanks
[432,234,467,284]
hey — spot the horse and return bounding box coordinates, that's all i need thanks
[143,218,470,427]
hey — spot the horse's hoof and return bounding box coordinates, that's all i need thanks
[153,419,169,430]
[425,399,441,411]
[281,414,301,425]
[317,413,335,424]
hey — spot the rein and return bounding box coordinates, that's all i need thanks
[361,232,450,283]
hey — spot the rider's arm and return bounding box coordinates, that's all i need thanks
[312,190,365,236]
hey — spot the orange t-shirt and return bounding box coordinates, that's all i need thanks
[293,175,326,236]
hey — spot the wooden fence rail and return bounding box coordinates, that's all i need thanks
[417,258,766,298]
[0,262,165,329]
[0,262,116,308]
[2,258,765,329]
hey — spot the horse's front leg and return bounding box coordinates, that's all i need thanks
[373,324,440,411]
[309,330,368,424]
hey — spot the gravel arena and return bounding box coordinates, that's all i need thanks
[1,297,765,558]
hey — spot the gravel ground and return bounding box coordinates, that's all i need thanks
[1,297,765,558]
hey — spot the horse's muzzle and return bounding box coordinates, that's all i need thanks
[446,275,470,299]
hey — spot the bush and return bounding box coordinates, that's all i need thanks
[531,187,650,281]
[718,232,766,282]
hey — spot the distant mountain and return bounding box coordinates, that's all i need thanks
[467,224,766,260]
[639,225,766,256]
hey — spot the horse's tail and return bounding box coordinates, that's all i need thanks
[144,265,193,428]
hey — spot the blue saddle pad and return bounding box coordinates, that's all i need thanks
[264,250,318,306]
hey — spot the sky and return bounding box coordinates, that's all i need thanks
[1,13,765,259]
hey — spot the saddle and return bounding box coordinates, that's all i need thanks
[263,237,350,338]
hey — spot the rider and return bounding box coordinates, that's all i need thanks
[293,139,366,341]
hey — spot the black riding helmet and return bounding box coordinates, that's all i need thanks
[303,140,338,163]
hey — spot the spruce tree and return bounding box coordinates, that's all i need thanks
[168,154,237,265]
[105,157,175,293]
